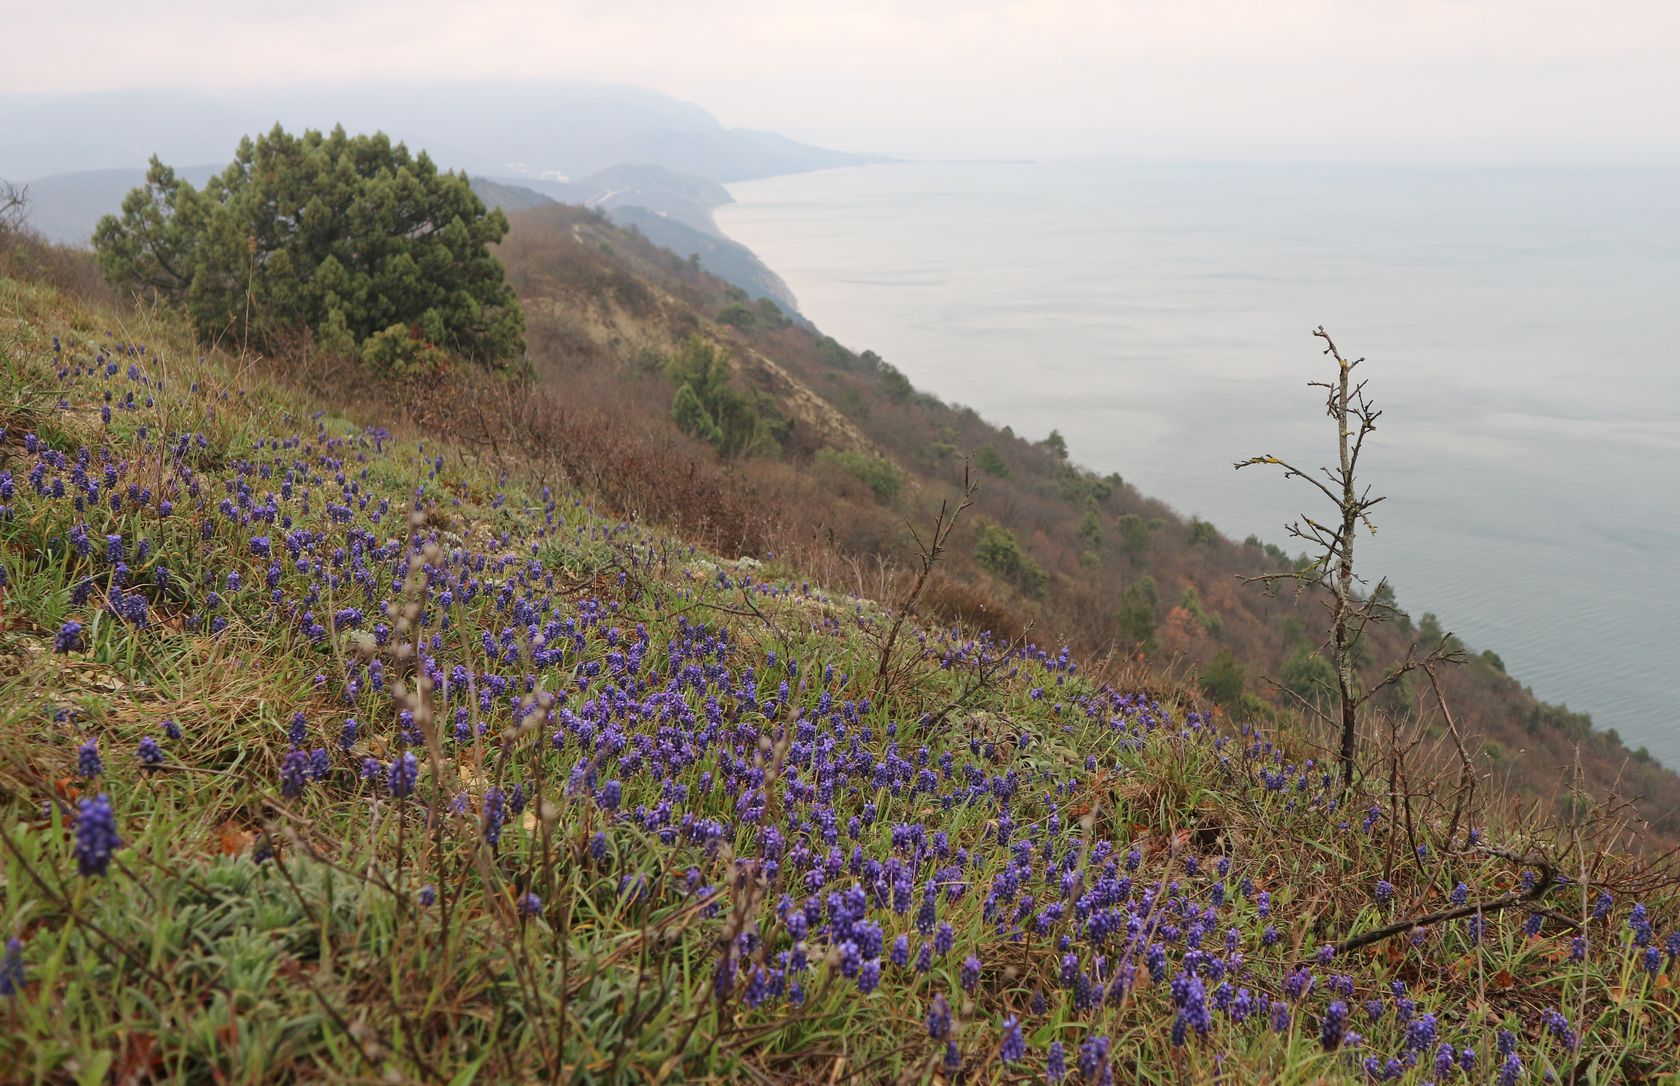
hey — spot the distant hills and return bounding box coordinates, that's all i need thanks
[0,80,883,311]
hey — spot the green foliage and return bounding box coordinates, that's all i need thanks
[1055,462,1112,505]
[1525,699,1593,742]
[1188,517,1219,546]
[671,382,724,447]
[1116,514,1150,561]
[817,448,904,501]
[664,336,786,457]
[1117,576,1158,651]
[1480,649,1506,673]
[1178,585,1223,635]
[1078,499,1104,565]
[815,335,853,368]
[717,301,759,329]
[1043,429,1068,459]
[93,125,523,367]
[974,445,1010,478]
[1199,649,1246,708]
[755,298,792,328]
[973,521,1047,596]
[1417,612,1464,653]
[1280,645,1338,708]
[878,362,914,402]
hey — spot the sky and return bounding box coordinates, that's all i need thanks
[6,0,1679,162]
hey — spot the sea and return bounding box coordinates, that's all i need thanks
[716,158,1680,764]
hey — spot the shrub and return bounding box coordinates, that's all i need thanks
[93,125,523,366]
[1199,649,1246,708]
[664,336,786,457]
[974,522,1047,596]
[817,449,905,501]
[1116,514,1150,561]
[1116,577,1158,651]
[974,445,1010,478]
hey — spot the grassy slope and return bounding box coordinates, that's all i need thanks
[485,205,1680,842]
[1,276,1677,1084]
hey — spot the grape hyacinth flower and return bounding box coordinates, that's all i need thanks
[961,954,981,993]
[54,621,83,653]
[74,736,105,781]
[927,993,951,1039]
[1000,1015,1025,1063]
[279,749,310,798]
[388,752,418,798]
[1320,1001,1348,1051]
[137,736,163,772]
[1046,1040,1066,1083]
[75,794,120,876]
[483,786,507,846]
[0,937,24,998]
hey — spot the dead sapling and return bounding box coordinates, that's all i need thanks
[871,459,978,701]
[1236,326,1461,790]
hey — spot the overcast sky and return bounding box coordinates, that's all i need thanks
[9,0,1679,161]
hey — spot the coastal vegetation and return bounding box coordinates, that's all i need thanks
[1,134,1677,1082]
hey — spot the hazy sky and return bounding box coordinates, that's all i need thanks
[8,0,1679,161]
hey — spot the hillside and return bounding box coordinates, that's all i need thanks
[450,203,1680,844]
[3,262,1679,1082]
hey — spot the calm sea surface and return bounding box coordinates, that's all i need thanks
[717,159,1680,763]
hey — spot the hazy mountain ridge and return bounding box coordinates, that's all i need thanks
[3,83,854,312]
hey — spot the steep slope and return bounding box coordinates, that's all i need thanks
[486,203,1680,841]
[1,271,1677,1083]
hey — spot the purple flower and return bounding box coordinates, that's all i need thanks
[279,749,310,798]
[1406,1012,1437,1052]
[1320,1001,1348,1051]
[1000,1015,1025,1063]
[1498,1052,1523,1086]
[75,794,121,876]
[163,719,181,740]
[483,786,507,846]
[960,954,981,992]
[78,738,103,780]
[519,892,542,917]
[137,736,163,772]
[0,937,24,997]
[418,885,436,906]
[1047,1040,1066,1083]
[598,779,622,812]
[1078,1035,1110,1080]
[927,993,951,1039]
[1375,879,1393,905]
[54,621,83,654]
[388,752,418,798]
[858,959,880,994]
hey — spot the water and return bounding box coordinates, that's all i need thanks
[717,159,1680,762]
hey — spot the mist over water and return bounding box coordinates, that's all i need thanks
[718,159,1680,763]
